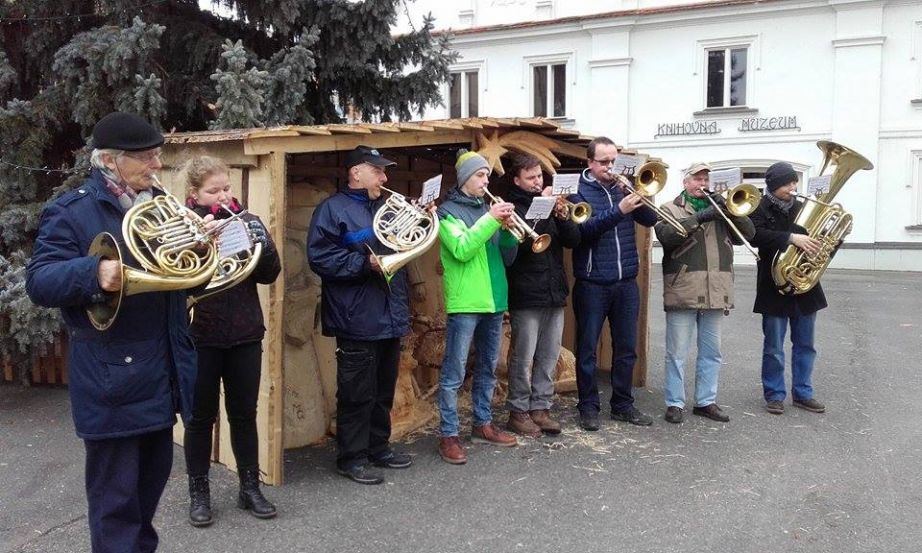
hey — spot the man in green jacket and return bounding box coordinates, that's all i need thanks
[436,150,520,465]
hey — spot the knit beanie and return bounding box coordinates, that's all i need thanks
[765,162,798,192]
[455,149,490,188]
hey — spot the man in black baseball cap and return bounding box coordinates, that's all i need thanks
[345,145,397,170]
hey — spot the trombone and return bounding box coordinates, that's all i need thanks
[483,188,551,253]
[702,183,761,260]
[608,160,688,238]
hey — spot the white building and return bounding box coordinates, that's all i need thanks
[399,0,922,270]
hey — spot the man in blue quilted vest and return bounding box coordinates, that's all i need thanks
[568,137,658,431]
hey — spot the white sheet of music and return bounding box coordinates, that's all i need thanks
[709,168,742,193]
[807,175,832,197]
[612,153,647,176]
[524,196,556,220]
[419,174,442,206]
[551,173,580,196]
[218,219,253,257]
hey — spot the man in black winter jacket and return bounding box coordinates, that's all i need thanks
[750,162,827,416]
[503,154,581,437]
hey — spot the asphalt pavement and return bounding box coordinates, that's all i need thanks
[2,266,921,553]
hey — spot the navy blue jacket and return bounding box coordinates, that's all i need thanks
[569,169,658,284]
[306,188,410,341]
[26,170,198,440]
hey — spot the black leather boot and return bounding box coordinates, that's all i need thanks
[236,467,277,519]
[188,475,213,527]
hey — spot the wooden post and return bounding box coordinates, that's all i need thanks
[633,225,652,387]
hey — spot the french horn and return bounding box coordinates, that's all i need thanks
[370,186,440,283]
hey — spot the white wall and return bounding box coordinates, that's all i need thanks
[409,0,922,270]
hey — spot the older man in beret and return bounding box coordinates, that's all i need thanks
[27,112,201,552]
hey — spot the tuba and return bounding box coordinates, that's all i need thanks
[87,193,222,330]
[771,140,873,295]
[370,186,440,283]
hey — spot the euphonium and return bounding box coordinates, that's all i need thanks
[86,192,222,330]
[608,160,688,238]
[482,188,551,253]
[370,186,440,283]
[771,140,873,295]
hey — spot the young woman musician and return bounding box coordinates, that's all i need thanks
[180,156,281,526]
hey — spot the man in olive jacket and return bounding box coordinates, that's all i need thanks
[654,162,755,424]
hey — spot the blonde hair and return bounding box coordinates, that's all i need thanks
[177,155,230,199]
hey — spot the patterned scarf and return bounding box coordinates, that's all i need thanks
[765,191,795,214]
[682,190,710,212]
[101,168,152,212]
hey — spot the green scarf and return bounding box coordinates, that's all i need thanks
[682,190,710,212]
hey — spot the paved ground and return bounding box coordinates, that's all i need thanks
[2,267,921,553]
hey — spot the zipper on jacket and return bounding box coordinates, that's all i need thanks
[601,184,623,280]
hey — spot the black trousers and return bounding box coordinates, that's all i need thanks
[84,427,173,553]
[335,337,401,469]
[184,342,262,476]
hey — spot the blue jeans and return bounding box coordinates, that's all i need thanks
[761,313,817,402]
[438,313,504,437]
[664,309,723,408]
[573,278,640,415]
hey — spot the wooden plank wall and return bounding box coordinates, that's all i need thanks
[1,335,68,385]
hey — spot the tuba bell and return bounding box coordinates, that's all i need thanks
[87,193,222,330]
[370,186,440,283]
[770,140,873,295]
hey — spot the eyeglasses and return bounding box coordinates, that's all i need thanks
[121,149,162,164]
[592,158,616,166]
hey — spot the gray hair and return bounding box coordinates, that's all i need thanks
[89,148,124,169]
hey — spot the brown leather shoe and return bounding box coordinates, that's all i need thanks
[471,423,518,447]
[438,436,467,465]
[529,409,561,435]
[692,403,730,422]
[507,411,542,438]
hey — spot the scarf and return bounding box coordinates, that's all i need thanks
[101,170,152,212]
[765,191,795,214]
[682,190,710,212]
[185,196,243,219]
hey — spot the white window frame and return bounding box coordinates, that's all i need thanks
[696,35,760,110]
[912,20,922,103]
[446,61,485,119]
[523,52,574,119]
[911,149,922,226]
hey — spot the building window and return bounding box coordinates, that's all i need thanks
[533,63,566,117]
[706,47,748,108]
[449,70,479,118]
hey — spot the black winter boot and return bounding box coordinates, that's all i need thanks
[236,467,277,519]
[188,475,213,527]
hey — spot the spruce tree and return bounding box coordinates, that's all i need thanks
[0,0,455,381]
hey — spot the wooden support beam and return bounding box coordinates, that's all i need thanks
[326,124,373,134]
[244,130,473,155]
[264,151,287,485]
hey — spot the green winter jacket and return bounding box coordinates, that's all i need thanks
[437,187,518,314]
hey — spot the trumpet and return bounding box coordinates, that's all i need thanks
[608,161,688,237]
[483,188,551,253]
[558,198,592,223]
[701,183,761,260]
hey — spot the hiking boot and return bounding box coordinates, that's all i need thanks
[471,423,518,447]
[370,451,413,469]
[507,411,542,438]
[529,409,561,435]
[438,436,467,465]
[336,464,384,485]
[693,403,730,422]
[611,407,654,426]
[793,398,826,413]
[765,400,785,415]
[188,475,213,528]
[664,406,684,424]
[237,467,278,518]
[579,412,600,431]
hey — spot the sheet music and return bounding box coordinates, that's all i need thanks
[709,168,742,193]
[524,196,556,220]
[217,219,253,257]
[612,153,648,177]
[419,174,442,206]
[551,173,580,196]
[807,175,832,197]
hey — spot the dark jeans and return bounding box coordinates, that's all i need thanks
[335,337,401,470]
[184,342,262,476]
[573,278,640,415]
[84,427,173,553]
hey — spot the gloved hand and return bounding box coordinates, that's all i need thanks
[247,220,268,247]
[708,192,727,208]
[695,206,719,223]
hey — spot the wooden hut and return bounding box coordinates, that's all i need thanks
[159,117,655,485]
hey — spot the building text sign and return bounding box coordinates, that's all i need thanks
[738,116,799,132]
[656,120,720,138]
[655,115,800,138]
